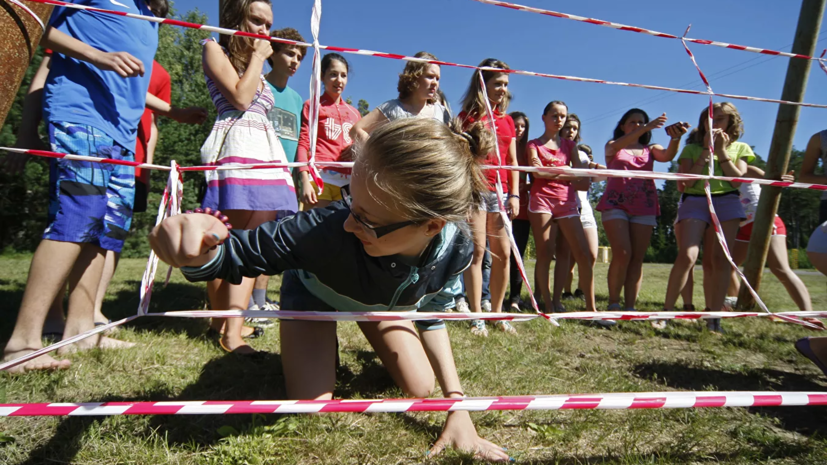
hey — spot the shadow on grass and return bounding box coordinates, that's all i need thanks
[634,361,827,438]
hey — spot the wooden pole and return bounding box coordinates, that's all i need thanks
[0,1,53,128]
[737,0,826,308]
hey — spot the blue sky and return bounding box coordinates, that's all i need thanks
[172,0,826,170]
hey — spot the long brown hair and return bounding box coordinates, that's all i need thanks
[686,102,744,147]
[509,111,530,166]
[460,58,511,117]
[219,0,272,75]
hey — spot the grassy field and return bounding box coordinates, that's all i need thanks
[1,256,827,464]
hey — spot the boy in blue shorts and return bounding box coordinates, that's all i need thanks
[247,27,308,316]
[2,0,160,373]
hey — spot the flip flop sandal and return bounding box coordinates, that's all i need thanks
[795,337,827,377]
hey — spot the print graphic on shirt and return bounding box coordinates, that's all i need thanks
[323,118,353,144]
[324,118,342,141]
[272,108,298,141]
[342,123,353,144]
[110,0,130,9]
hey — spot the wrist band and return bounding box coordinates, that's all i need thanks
[184,208,232,250]
[507,194,520,200]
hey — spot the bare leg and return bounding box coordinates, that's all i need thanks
[529,212,557,312]
[624,223,654,309]
[578,227,599,292]
[729,240,748,297]
[2,240,83,373]
[552,234,569,304]
[358,321,435,397]
[208,210,276,353]
[93,250,119,325]
[464,209,487,314]
[705,220,740,312]
[664,220,707,310]
[43,286,67,336]
[767,235,811,311]
[558,217,596,311]
[280,320,338,400]
[486,212,511,314]
[602,219,631,308]
[59,244,134,353]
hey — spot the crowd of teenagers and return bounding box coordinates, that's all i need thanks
[3,0,827,461]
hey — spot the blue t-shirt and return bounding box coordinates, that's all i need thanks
[266,82,303,163]
[43,0,159,151]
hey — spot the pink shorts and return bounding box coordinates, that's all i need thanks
[528,195,579,218]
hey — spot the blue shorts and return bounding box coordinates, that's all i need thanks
[44,122,135,253]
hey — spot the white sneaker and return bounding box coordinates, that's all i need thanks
[481,300,492,312]
[246,303,275,326]
[724,296,738,310]
[261,301,280,311]
[455,300,471,313]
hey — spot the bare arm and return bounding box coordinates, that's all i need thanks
[800,133,827,185]
[528,145,557,179]
[202,40,269,111]
[349,108,389,145]
[41,27,144,77]
[146,114,158,166]
[145,93,208,125]
[651,122,690,162]
[605,113,667,159]
[419,328,509,462]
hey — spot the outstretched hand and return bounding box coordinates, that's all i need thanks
[646,113,668,131]
[428,411,510,462]
[148,213,229,268]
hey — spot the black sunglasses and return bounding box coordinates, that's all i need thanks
[340,185,418,239]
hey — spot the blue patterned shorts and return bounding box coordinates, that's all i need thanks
[44,122,135,252]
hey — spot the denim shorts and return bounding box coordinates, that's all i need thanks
[677,192,744,225]
[600,208,657,227]
[479,190,501,213]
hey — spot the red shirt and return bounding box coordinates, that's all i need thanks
[296,94,362,175]
[135,61,171,184]
[458,110,515,193]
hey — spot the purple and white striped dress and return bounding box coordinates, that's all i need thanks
[200,40,298,212]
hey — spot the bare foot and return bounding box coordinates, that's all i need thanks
[57,335,136,355]
[2,349,71,374]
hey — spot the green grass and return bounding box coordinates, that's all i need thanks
[1,258,827,464]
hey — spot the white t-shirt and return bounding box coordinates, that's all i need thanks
[575,150,594,218]
[739,182,761,226]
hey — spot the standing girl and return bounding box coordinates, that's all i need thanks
[458,58,520,336]
[597,109,686,321]
[664,102,752,333]
[507,111,531,311]
[558,114,600,302]
[200,0,298,353]
[351,51,451,142]
[297,53,362,209]
[150,118,510,462]
[528,101,596,314]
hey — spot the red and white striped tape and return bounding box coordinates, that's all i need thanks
[9,146,827,192]
[4,309,822,373]
[136,309,827,322]
[22,0,827,109]
[472,0,821,61]
[3,391,826,416]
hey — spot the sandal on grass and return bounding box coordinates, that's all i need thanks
[470,320,488,337]
[495,320,517,334]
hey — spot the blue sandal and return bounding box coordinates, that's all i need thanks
[795,337,827,378]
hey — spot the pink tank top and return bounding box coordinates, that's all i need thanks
[596,146,659,216]
[527,138,577,203]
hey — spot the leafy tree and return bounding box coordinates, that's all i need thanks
[357,99,370,117]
